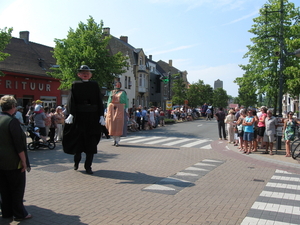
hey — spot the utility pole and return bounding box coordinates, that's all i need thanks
[168,71,171,101]
[277,0,284,150]
[265,0,285,149]
[278,0,284,117]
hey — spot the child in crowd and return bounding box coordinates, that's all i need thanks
[206,108,212,121]
[34,100,43,114]
[33,127,41,141]
[129,115,139,131]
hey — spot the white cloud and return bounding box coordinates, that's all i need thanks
[184,0,249,12]
[147,0,248,13]
[223,9,259,25]
[151,44,197,55]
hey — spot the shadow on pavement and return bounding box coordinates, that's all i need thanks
[0,205,88,225]
[92,170,164,184]
[27,148,119,168]
[90,170,195,188]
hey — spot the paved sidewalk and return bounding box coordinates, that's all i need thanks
[1,134,300,224]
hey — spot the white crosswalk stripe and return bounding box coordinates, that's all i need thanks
[163,138,191,146]
[118,136,212,149]
[241,169,300,225]
[143,159,225,195]
[144,137,177,145]
[126,136,159,143]
[181,139,210,147]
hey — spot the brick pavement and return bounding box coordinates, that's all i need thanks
[2,132,300,224]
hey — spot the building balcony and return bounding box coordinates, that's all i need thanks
[138,86,147,93]
[138,65,147,72]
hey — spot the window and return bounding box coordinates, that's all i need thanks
[128,77,131,89]
[145,74,148,88]
[125,76,127,89]
[139,57,143,65]
[139,74,143,87]
[156,76,161,93]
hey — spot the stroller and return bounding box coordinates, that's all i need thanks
[27,126,56,150]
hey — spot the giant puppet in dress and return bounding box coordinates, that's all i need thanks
[106,81,128,147]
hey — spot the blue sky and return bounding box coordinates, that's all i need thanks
[1,0,299,97]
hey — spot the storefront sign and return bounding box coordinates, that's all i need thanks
[166,100,172,110]
[5,80,51,91]
[276,117,284,136]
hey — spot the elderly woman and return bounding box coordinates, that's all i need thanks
[0,95,31,221]
[262,109,278,155]
[225,109,236,143]
[54,106,65,142]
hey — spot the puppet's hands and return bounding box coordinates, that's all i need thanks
[65,114,74,124]
[100,116,106,126]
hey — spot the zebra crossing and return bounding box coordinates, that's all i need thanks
[143,159,225,195]
[116,136,212,149]
[242,169,300,225]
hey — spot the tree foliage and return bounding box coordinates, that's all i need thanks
[236,84,258,108]
[49,16,128,90]
[235,0,300,107]
[171,73,187,105]
[212,88,229,109]
[0,27,13,76]
[187,80,213,107]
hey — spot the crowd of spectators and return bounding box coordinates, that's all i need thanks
[223,106,300,157]
[14,100,67,143]
[127,105,202,131]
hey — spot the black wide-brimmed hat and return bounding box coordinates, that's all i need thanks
[78,65,95,71]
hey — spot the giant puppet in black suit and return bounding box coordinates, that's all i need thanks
[62,65,105,174]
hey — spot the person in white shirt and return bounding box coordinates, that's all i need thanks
[15,106,24,125]
[15,106,25,132]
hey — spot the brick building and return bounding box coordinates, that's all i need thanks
[0,31,64,113]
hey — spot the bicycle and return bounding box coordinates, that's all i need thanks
[27,126,56,150]
[28,139,56,150]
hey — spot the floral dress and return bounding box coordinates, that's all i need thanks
[284,120,296,141]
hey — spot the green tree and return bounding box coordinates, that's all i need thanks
[0,27,13,76]
[235,0,300,110]
[212,88,229,109]
[171,73,187,105]
[49,16,127,90]
[187,80,213,107]
[236,84,258,108]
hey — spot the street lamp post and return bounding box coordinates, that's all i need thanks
[278,0,284,118]
[271,0,300,150]
[168,71,171,101]
[276,47,300,150]
[168,71,171,118]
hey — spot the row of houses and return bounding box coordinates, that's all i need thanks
[0,29,189,111]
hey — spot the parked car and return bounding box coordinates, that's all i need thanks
[172,105,181,110]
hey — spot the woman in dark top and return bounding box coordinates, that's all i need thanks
[0,95,31,221]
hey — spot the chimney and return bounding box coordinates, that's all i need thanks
[120,36,128,43]
[20,31,29,43]
[149,55,152,60]
[169,60,172,67]
[103,27,110,35]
